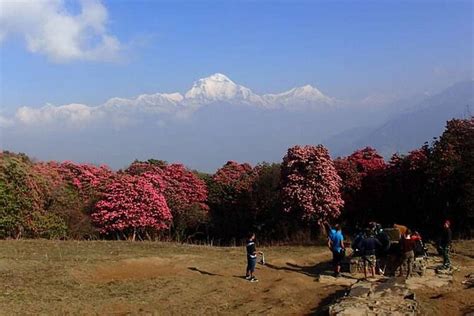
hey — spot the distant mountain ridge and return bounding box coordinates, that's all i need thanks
[327,80,474,158]
[102,73,335,113]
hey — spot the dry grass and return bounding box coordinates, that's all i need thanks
[0,240,473,315]
[0,240,341,315]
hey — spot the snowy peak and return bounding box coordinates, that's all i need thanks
[184,73,260,103]
[203,73,234,83]
[98,73,334,115]
[288,85,326,99]
[103,92,183,114]
[263,84,333,108]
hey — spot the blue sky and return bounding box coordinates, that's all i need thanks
[1,0,472,112]
[0,0,472,171]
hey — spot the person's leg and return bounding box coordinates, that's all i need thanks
[363,257,368,278]
[336,253,342,275]
[399,254,406,277]
[446,246,451,268]
[332,251,338,276]
[250,258,257,280]
[246,259,251,278]
[407,252,414,278]
[443,246,451,268]
[371,256,376,277]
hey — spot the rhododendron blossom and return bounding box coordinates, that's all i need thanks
[213,161,257,193]
[347,147,386,176]
[281,145,343,222]
[92,174,172,235]
[125,162,208,215]
[58,161,114,195]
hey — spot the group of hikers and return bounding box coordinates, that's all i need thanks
[327,220,453,279]
[243,220,453,282]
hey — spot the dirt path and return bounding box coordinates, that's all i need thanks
[413,248,474,316]
[0,240,473,315]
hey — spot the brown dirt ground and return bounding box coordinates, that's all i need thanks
[414,241,474,316]
[0,240,472,315]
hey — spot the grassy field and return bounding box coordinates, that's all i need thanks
[0,240,473,315]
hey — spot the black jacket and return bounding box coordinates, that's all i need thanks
[440,227,452,247]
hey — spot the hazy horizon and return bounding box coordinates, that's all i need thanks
[1,0,472,171]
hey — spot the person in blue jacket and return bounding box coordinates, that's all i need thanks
[328,224,345,277]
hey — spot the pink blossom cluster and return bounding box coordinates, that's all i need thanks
[58,161,114,194]
[91,174,172,234]
[281,145,344,222]
[213,161,257,193]
[125,162,208,216]
[347,147,386,176]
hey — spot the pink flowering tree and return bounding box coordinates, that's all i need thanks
[334,147,387,225]
[92,174,172,240]
[59,161,114,196]
[125,161,209,240]
[208,161,258,240]
[281,145,344,223]
[213,161,256,193]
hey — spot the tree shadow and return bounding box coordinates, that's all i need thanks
[264,261,331,277]
[187,267,222,276]
[265,260,361,280]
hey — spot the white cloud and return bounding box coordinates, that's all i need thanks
[0,0,121,62]
[15,103,100,127]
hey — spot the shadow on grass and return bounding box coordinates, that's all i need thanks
[264,261,332,278]
[187,267,222,276]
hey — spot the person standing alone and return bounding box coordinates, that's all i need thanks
[440,220,452,269]
[245,232,261,282]
[328,224,345,277]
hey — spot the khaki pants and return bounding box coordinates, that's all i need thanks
[401,250,414,277]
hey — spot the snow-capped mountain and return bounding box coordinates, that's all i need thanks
[263,84,334,108]
[183,73,265,105]
[103,92,184,114]
[102,73,334,113]
[6,73,336,127]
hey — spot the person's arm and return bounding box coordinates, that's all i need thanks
[328,237,332,249]
[323,221,332,237]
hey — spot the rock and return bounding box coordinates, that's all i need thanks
[462,274,474,288]
[349,282,372,297]
[317,274,358,287]
[329,278,418,316]
[406,275,452,290]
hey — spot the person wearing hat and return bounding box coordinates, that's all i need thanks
[440,220,452,269]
